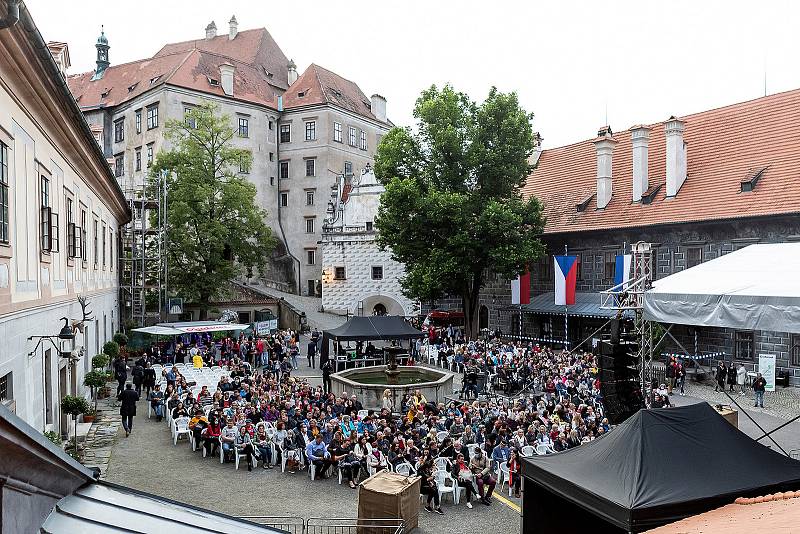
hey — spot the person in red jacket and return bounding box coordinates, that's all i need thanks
[203,414,222,457]
[508,450,522,498]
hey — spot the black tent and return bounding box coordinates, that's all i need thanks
[320,316,424,362]
[521,403,800,533]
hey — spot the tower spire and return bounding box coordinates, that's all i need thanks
[93,25,110,80]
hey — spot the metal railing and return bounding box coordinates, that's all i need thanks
[237,517,405,534]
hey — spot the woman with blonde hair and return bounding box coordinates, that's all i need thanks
[381,389,394,412]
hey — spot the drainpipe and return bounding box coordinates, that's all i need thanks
[0,0,21,30]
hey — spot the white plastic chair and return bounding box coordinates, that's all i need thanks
[394,462,415,476]
[436,431,449,443]
[234,443,251,470]
[433,457,452,473]
[434,470,459,504]
[498,461,512,496]
[172,417,190,445]
[367,451,388,476]
[536,443,553,455]
[466,443,482,459]
[357,409,369,420]
[521,445,535,458]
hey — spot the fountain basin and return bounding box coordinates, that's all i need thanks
[330,365,454,411]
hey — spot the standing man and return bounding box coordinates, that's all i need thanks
[131,360,144,395]
[753,372,767,408]
[307,338,317,369]
[113,355,128,396]
[321,359,333,394]
[714,361,727,392]
[118,383,139,437]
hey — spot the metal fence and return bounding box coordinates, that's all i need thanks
[237,517,405,534]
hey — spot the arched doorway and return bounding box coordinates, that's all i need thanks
[479,305,489,330]
[357,294,407,317]
[373,303,387,316]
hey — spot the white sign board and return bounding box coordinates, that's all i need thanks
[758,353,776,392]
[256,320,278,336]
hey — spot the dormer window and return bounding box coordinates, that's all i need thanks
[149,75,161,85]
[262,67,273,77]
[641,184,663,205]
[207,76,219,86]
[298,91,305,98]
[100,89,110,99]
[127,82,138,93]
[575,193,595,213]
[741,165,769,193]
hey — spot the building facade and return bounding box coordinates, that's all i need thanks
[478,90,800,384]
[66,18,391,313]
[0,1,130,432]
[321,167,417,317]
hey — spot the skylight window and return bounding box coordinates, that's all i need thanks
[207,76,219,86]
[149,75,162,85]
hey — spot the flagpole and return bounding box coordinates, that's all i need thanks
[564,244,569,349]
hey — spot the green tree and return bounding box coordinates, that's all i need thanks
[152,103,275,317]
[375,85,545,339]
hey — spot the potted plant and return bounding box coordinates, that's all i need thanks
[60,395,90,457]
[83,369,108,414]
[43,430,62,447]
[92,354,109,370]
[83,408,96,424]
[113,332,128,347]
[103,340,120,361]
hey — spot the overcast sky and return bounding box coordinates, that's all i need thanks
[26,0,800,148]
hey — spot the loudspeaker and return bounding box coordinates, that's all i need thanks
[599,339,644,425]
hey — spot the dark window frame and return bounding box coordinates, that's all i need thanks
[114,154,124,177]
[305,121,316,141]
[735,330,755,361]
[135,109,142,134]
[306,249,316,265]
[604,251,617,281]
[280,192,288,207]
[135,147,142,172]
[305,217,315,234]
[305,159,315,177]
[360,130,367,150]
[238,117,249,138]
[0,142,9,243]
[279,160,289,179]
[334,266,346,280]
[280,124,291,143]
[791,333,800,367]
[333,122,342,143]
[686,246,703,269]
[146,104,159,130]
[348,126,357,146]
[306,191,314,206]
[371,265,384,280]
[113,118,124,143]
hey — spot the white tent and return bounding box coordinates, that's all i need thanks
[132,321,249,335]
[643,243,800,333]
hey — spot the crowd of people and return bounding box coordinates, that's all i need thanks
[113,324,616,516]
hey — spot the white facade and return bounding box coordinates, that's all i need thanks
[0,20,129,434]
[321,168,416,317]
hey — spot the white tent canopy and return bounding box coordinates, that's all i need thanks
[643,243,800,333]
[132,321,250,335]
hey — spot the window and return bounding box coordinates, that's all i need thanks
[113,118,124,143]
[305,121,316,141]
[0,372,11,403]
[365,221,373,232]
[93,219,98,267]
[579,252,590,280]
[270,176,275,186]
[109,229,113,270]
[66,197,75,258]
[604,251,617,281]
[306,191,314,206]
[279,161,289,179]
[306,249,316,265]
[334,266,346,280]
[268,120,273,130]
[80,209,87,261]
[686,247,702,268]
[0,142,8,243]
[537,255,552,281]
[238,117,249,138]
[239,155,250,174]
[360,130,367,150]
[333,122,342,143]
[791,334,800,367]
[280,192,288,207]
[146,104,158,129]
[184,107,196,128]
[371,265,383,280]
[40,175,54,252]
[735,331,754,361]
[269,152,274,162]
[135,109,142,133]
[135,147,142,171]
[114,154,124,177]
[305,218,315,233]
[280,124,291,143]
[102,223,106,267]
[147,143,154,167]
[344,161,353,177]
[349,126,357,146]
[305,159,315,177]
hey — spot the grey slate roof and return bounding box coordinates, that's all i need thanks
[41,482,286,534]
[518,292,633,319]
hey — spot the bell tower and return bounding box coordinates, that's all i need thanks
[93,26,110,79]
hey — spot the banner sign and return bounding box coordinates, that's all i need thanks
[758,353,776,392]
[256,319,278,336]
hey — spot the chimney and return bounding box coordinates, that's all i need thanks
[594,126,617,210]
[371,94,387,123]
[630,125,651,202]
[530,132,543,167]
[665,116,687,197]
[228,15,238,40]
[287,59,298,85]
[219,63,234,96]
[205,21,217,40]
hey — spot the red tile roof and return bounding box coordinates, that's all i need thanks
[645,490,800,533]
[153,28,289,89]
[283,64,389,125]
[523,88,800,234]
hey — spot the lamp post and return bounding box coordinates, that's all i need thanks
[29,318,76,432]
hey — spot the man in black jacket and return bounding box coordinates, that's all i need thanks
[118,383,139,437]
[113,356,128,396]
[753,372,767,408]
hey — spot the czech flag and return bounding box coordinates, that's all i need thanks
[554,255,578,305]
[511,268,530,305]
[614,254,632,287]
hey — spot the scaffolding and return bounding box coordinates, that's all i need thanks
[120,171,167,327]
[600,241,654,403]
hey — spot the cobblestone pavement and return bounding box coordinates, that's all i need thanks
[249,285,346,331]
[681,379,800,421]
[81,394,122,479]
[102,397,521,534]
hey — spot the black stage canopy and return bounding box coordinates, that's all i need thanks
[521,403,800,533]
[324,316,424,341]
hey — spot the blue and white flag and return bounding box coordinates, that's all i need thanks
[614,254,632,287]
